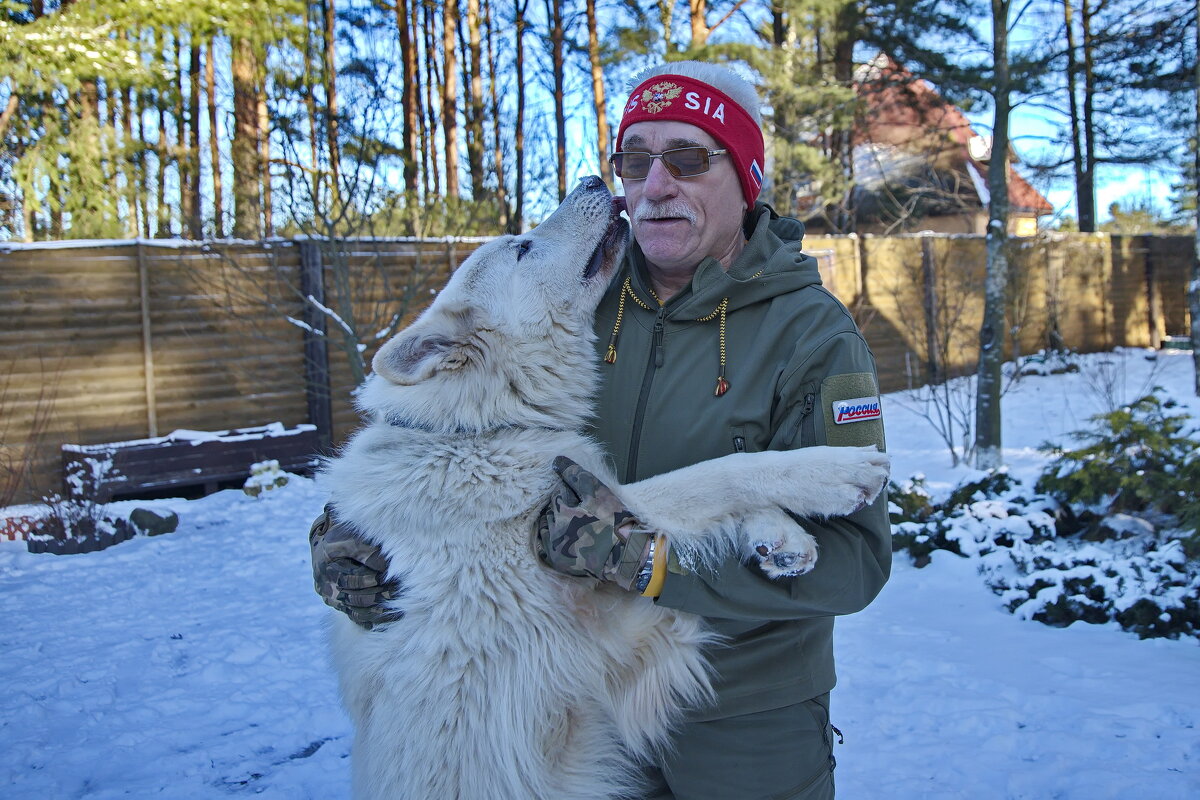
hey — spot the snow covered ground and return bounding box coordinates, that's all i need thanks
[1,349,1197,799]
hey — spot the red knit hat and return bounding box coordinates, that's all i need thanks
[616,73,765,207]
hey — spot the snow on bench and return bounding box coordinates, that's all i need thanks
[61,423,322,503]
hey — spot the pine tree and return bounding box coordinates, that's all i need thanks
[0,0,303,241]
[1050,0,1192,232]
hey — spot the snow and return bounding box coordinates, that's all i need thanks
[1,349,1198,798]
[0,234,495,253]
[61,422,316,453]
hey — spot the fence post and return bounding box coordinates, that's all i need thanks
[921,234,941,385]
[136,241,159,437]
[299,240,333,453]
[1143,234,1165,348]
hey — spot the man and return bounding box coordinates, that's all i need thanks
[312,61,890,799]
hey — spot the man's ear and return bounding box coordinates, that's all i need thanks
[372,325,471,385]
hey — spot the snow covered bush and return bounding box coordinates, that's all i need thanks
[1035,392,1200,556]
[983,537,1199,639]
[243,460,290,498]
[890,471,1058,568]
[26,493,135,554]
[890,450,1200,640]
[1013,348,1081,378]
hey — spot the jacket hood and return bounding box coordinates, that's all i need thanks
[627,203,822,318]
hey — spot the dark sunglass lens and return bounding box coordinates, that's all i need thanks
[664,147,708,176]
[614,152,651,179]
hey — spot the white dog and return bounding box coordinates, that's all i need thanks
[321,177,889,800]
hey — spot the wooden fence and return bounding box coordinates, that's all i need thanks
[1,232,1193,505]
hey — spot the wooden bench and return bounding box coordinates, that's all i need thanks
[61,423,322,503]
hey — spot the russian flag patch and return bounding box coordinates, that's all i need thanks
[749,159,763,188]
[832,396,882,424]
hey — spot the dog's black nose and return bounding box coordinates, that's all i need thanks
[578,175,604,191]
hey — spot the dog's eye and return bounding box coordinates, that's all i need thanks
[515,240,532,261]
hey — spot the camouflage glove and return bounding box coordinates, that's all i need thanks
[534,456,658,594]
[309,506,403,629]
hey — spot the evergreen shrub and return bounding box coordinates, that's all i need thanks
[891,391,1200,639]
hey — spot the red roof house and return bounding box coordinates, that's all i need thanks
[799,54,1053,236]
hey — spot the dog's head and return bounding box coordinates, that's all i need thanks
[361,177,628,433]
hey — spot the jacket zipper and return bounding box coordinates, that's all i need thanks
[799,392,817,447]
[626,307,667,483]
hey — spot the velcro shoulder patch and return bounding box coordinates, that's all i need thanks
[820,373,885,450]
[832,396,882,424]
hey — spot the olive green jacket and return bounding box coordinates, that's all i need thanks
[588,204,891,721]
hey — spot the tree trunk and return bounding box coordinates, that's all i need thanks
[513,0,527,231]
[689,0,709,49]
[1064,0,1088,232]
[830,1,857,233]
[136,85,150,237]
[187,42,202,238]
[1192,0,1200,395]
[116,39,138,240]
[303,7,323,211]
[156,55,171,238]
[547,0,567,201]
[443,0,461,198]
[174,33,187,236]
[484,0,510,228]
[974,0,1011,470]
[0,93,17,143]
[206,40,223,238]
[424,0,441,198]
[259,89,273,236]
[465,0,486,199]
[231,36,262,239]
[394,0,420,193]
[585,0,612,185]
[657,1,675,53]
[322,0,341,208]
[1079,0,1097,232]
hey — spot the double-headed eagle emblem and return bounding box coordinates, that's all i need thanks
[639,81,683,113]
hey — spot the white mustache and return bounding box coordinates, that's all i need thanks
[633,200,697,225]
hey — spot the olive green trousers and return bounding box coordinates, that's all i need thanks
[640,694,836,800]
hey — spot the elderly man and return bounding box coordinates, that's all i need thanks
[313,61,889,799]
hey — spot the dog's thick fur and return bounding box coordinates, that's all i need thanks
[322,178,889,800]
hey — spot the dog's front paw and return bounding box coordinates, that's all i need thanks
[797,446,890,518]
[742,510,818,579]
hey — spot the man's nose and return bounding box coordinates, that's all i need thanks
[642,157,678,200]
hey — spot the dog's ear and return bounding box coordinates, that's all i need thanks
[372,325,472,385]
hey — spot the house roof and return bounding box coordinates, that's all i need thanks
[853,54,1053,217]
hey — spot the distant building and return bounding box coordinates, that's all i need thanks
[798,54,1052,236]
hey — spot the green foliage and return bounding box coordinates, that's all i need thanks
[892,391,1200,640]
[1099,196,1192,235]
[1035,392,1200,526]
[988,537,1200,640]
[277,191,512,240]
[2,0,305,241]
[12,112,126,238]
[891,464,1200,639]
[0,7,158,94]
[0,1,302,95]
[888,475,951,567]
[738,3,858,218]
[945,469,1017,509]
[891,469,1058,565]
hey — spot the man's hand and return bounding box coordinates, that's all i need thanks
[534,457,660,594]
[309,507,403,628]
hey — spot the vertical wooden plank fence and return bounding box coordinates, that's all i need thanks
[0,233,1192,505]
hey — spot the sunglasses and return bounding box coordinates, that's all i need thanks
[609,146,728,180]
